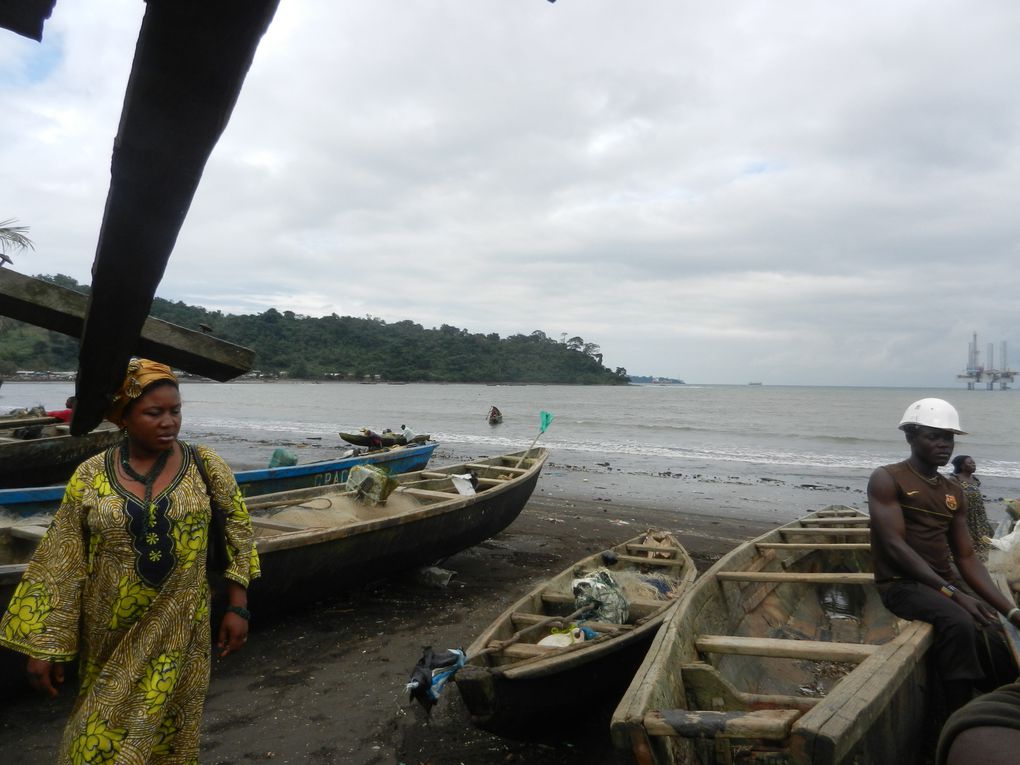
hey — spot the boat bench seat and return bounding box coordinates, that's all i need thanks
[8,525,48,541]
[715,571,874,584]
[510,611,634,633]
[757,542,871,550]
[396,487,456,500]
[643,708,801,740]
[614,553,685,567]
[250,517,307,531]
[467,463,527,475]
[540,591,668,620]
[695,635,878,662]
[500,642,559,658]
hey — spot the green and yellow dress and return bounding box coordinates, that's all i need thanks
[0,443,260,765]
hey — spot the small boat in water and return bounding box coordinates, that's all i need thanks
[0,415,121,489]
[487,405,503,425]
[0,441,438,517]
[456,530,696,737]
[611,505,934,765]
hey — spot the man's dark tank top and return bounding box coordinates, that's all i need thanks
[872,460,968,583]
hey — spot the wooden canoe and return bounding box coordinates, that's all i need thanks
[240,448,545,611]
[610,505,934,765]
[0,448,546,701]
[456,530,696,737]
[0,418,121,489]
[0,441,438,517]
[339,430,431,448]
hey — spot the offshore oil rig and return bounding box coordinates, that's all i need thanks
[957,332,1016,389]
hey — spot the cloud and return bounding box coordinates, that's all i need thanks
[2,0,1020,386]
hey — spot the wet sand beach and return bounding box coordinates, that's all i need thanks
[0,477,787,765]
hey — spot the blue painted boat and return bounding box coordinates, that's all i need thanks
[0,441,438,517]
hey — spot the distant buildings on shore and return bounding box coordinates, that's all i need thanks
[629,375,685,385]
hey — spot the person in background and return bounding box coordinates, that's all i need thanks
[868,398,1019,715]
[45,395,76,423]
[0,359,260,764]
[951,455,995,561]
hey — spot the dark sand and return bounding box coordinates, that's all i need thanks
[0,490,781,765]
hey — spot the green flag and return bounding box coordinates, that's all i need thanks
[539,410,554,433]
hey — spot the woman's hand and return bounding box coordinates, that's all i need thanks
[217,610,249,658]
[27,657,64,698]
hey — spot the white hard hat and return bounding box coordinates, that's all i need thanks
[898,398,966,435]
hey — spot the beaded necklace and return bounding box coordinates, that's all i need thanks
[119,437,172,527]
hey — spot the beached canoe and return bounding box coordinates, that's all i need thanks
[0,417,121,489]
[0,448,546,701]
[339,429,431,448]
[610,505,934,765]
[455,530,696,737]
[242,447,545,612]
[0,441,438,517]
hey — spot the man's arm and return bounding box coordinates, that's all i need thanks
[868,467,951,587]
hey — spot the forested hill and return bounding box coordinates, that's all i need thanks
[0,275,630,385]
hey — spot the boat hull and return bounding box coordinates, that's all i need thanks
[457,532,696,739]
[0,422,121,489]
[249,456,542,613]
[610,506,934,765]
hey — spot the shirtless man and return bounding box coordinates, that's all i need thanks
[868,398,1020,713]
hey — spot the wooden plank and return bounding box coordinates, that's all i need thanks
[695,635,877,662]
[615,553,686,567]
[250,516,307,531]
[541,592,667,610]
[510,612,634,633]
[716,572,874,584]
[779,528,870,536]
[644,708,801,740]
[500,642,557,658]
[8,525,48,541]
[0,270,255,385]
[790,621,933,764]
[63,0,279,434]
[799,517,869,525]
[466,463,527,474]
[0,415,61,429]
[396,487,455,500]
[757,543,871,550]
[626,543,685,553]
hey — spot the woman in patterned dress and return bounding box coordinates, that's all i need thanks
[951,454,995,561]
[0,359,260,764]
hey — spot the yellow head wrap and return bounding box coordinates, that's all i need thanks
[105,358,178,424]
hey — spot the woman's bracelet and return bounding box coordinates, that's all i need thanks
[1006,606,1020,621]
[226,605,251,621]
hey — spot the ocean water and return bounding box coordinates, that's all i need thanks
[4,381,1019,523]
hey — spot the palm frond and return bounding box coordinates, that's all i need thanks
[0,218,35,253]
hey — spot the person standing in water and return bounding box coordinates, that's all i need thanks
[868,398,1019,715]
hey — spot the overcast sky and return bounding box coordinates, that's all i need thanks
[2,2,1019,386]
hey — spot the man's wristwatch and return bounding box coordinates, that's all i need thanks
[939,584,958,599]
[1007,607,1020,621]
